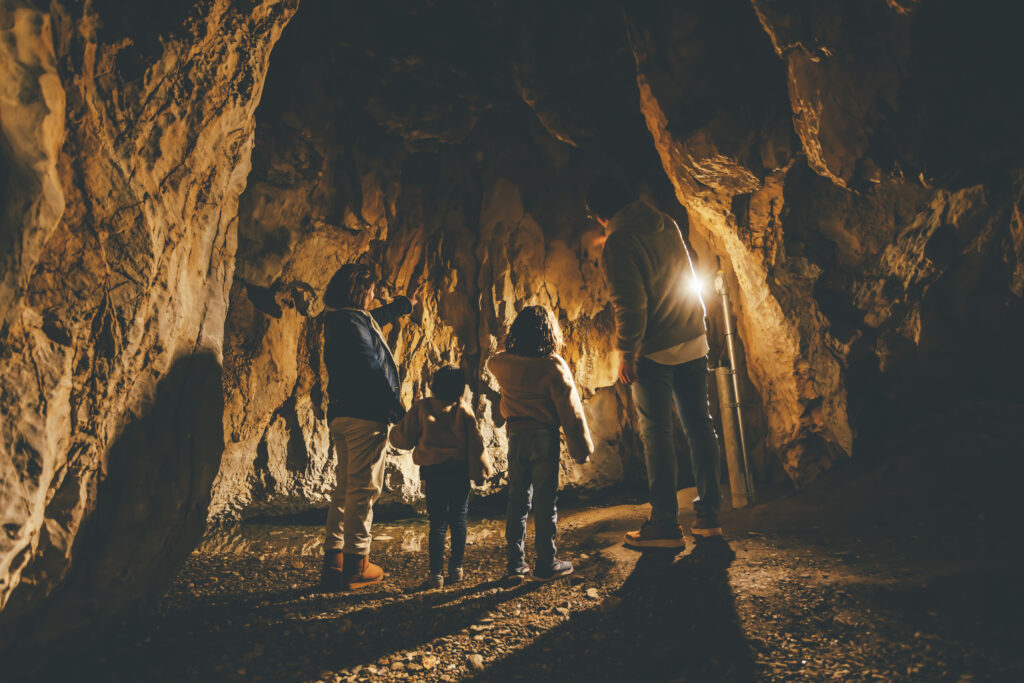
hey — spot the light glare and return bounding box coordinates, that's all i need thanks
[688,274,706,297]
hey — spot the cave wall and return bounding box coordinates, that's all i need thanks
[209,0,658,520]
[0,0,296,656]
[1,0,1022,661]
[626,0,1024,482]
[210,0,1024,517]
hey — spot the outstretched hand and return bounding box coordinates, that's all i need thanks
[618,358,638,386]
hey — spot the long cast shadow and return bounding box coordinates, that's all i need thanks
[474,538,760,681]
[54,574,543,682]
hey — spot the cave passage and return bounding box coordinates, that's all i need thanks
[2,0,1024,680]
[37,411,1024,681]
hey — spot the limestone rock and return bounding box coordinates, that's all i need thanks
[0,0,297,660]
[628,0,1024,482]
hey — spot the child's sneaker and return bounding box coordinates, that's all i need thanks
[624,520,686,550]
[533,558,573,582]
[505,561,531,584]
[448,566,464,585]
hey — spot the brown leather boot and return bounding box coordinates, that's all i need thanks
[340,553,384,589]
[320,549,346,591]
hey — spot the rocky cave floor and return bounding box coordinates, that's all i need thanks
[39,409,1024,682]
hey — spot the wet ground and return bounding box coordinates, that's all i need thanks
[36,406,1024,681]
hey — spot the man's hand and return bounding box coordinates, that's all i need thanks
[618,358,638,385]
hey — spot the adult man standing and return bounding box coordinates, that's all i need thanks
[321,263,414,590]
[586,177,724,549]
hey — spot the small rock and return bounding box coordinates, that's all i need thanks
[292,560,305,569]
[467,654,485,671]
[586,588,600,600]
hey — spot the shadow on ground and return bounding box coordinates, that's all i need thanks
[475,539,757,682]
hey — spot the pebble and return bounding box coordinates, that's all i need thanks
[586,588,601,599]
[467,654,485,671]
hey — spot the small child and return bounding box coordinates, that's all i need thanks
[389,366,488,589]
[487,305,594,582]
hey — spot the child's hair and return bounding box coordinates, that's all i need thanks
[505,305,563,357]
[431,366,466,403]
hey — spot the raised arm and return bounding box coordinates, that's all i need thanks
[370,296,413,328]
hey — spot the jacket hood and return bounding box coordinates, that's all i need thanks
[608,199,667,236]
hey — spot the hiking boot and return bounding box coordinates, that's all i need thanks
[533,558,574,582]
[319,549,346,591]
[448,566,464,585]
[691,516,723,538]
[505,560,531,584]
[624,520,686,550]
[340,553,384,590]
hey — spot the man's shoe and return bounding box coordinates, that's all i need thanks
[429,573,445,589]
[505,561,531,584]
[448,566,464,585]
[624,520,686,550]
[691,516,723,538]
[319,549,346,591]
[533,559,574,582]
[341,553,384,589]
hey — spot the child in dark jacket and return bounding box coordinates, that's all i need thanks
[487,305,594,582]
[389,366,489,588]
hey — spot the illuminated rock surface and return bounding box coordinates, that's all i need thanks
[1,0,1022,665]
[0,0,297,653]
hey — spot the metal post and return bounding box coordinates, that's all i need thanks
[713,267,756,504]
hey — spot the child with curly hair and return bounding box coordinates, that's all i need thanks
[487,305,593,582]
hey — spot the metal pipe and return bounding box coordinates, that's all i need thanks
[714,266,756,504]
[715,367,750,508]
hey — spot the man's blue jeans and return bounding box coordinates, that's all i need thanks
[632,355,723,522]
[505,427,561,571]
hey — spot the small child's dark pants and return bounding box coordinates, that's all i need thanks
[422,461,471,576]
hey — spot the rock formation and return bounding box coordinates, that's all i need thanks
[627,0,1024,481]
[1,0,1022,664]
[0,0,296,655]
[210,1,643,519]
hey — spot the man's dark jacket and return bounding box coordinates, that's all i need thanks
[324,297,413,423]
